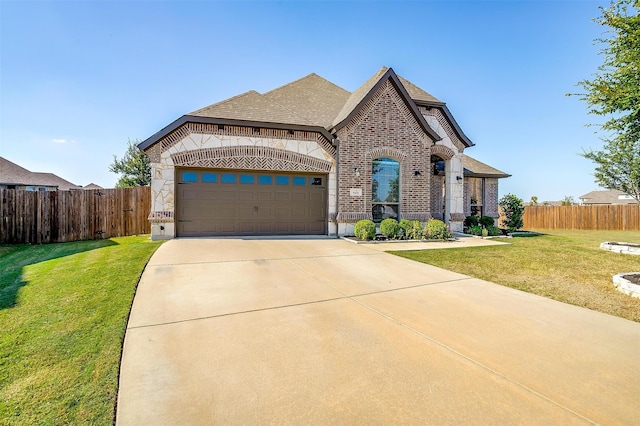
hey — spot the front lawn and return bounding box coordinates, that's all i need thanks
[0,236,163,425]
[391,230,640,322]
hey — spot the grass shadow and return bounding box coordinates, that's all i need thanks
[0,239,118,310]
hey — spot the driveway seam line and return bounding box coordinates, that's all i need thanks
[348,297,598,425]
[127,278,473,330]
[145,252,385,267]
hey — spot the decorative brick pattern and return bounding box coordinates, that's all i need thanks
[157,123,335,157]
[401,212,432,221]
[420,107,465,152]
[431,144,455,160]
[336,79,432,223]
[170,146,332,173]
[336,212,373,223]
[148,211,174,223]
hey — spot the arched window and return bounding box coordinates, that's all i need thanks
[372,157,399,222]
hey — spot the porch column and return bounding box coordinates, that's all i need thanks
[444,154,465,232]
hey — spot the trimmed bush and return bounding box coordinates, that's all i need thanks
[479,215,495,228]
[409,221,425,240]
[468,225,483,236]
[354,219,376,240]
[464,215,479,228]
[380,218,400,239]
[398,219,413,239]
[486,225,501,236]
[425,218,451,240]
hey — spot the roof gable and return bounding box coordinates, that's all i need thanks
[330,67,441,142]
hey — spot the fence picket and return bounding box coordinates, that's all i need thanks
[0,187,151,244]
[523,205,640,230]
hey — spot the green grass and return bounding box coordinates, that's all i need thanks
[0,236,163,425]
[391,230,640,322]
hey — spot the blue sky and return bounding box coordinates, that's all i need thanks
[1,0,608,201]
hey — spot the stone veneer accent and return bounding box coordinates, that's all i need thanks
[146,127,337,238]
[336,80,433,224]
[420,107,466,152]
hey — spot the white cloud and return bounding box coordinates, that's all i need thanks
[51,138,66,144]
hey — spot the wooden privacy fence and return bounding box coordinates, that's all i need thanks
[0,187,151,244]
[523,205,640,230]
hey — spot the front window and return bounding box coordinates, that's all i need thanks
[372,158,399,222]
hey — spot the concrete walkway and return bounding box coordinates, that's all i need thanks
[117,237,640,425]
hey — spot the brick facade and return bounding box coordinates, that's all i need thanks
[335,80,434,223]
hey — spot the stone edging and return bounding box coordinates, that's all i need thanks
[613,273,640,298]
[600,241,640,255]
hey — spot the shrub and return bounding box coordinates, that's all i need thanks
[479,215,495,228]
[499,193,525,232]
[409,221,425,240]
[354,219,376,240]
[425,218,451,240]
[486,225,501,236]
[464,215,479,228]
[380,218,400,239]
[398,219,413,239]
[467,225,483,236]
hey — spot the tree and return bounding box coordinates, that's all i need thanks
[529,196,539,206]
[499,193,524,232]
[109,139,151,188]
[572,0,640,204]
[561,195,576,206]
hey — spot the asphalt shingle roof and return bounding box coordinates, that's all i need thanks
[579,189,638,205]
[462,155,510,178]
[0,157,81,190]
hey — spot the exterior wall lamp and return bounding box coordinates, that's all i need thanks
[456,175,463,181]
[414,170,421,176]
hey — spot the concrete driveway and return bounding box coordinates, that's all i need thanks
[117,237,640,425]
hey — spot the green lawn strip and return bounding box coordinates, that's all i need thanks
[0,236,163,425]
[391,230,640,323]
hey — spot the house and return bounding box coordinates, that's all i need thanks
[138,67,509,240]
[83,183,103,190]
[0,157,81,191]
[579,189,638,205]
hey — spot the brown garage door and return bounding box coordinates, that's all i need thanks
[176,168,327,237]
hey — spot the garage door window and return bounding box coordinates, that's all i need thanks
[293,177,306,186]
[240,174,255,184]
[258,176,272,185]
[221,173,236,184]
[182,171,198,182]
[202,173,217,183]
[276,176,289,185]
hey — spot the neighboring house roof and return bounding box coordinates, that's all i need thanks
[83,183,103,190]
[0,156,81,190]
[462,155,510,178]
[139,67,475,151]
[579,189,638,205]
